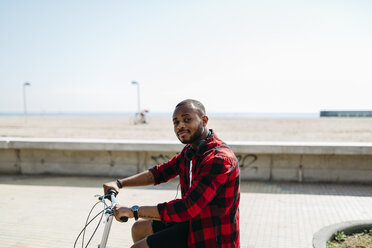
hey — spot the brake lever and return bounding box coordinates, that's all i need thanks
[98,191,128,223]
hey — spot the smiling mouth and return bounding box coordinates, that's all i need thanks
[178,130,190,137]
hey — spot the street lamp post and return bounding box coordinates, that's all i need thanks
[131,81,140,115]
[23,82,31,121]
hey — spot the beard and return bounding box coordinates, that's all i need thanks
[180,122,204,145]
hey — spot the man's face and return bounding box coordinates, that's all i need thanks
[172,103,205,145]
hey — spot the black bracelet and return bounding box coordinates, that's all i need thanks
[116,179,123,188]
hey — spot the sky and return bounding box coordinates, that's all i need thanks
[0,0,371,115]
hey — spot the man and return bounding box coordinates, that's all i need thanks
[103,99,240,248]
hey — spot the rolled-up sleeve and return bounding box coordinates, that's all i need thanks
[149,153,181,185]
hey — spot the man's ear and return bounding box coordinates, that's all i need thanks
[202,115,208,127]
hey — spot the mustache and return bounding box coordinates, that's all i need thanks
[177,129,190,134]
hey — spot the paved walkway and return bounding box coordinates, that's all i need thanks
[0,175,371,248]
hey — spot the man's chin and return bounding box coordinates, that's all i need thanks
[178,137,191,144]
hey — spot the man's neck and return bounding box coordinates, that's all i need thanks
[191,128,209,150]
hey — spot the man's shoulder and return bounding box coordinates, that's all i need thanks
[206,138,237,162]
[210,135,234,153]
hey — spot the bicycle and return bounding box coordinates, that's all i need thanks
[74,189,128,248]
[132,111,149,125]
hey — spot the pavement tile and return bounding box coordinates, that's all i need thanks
[0,175,371,248]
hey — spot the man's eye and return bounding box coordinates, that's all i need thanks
[173,121,179,125]
[184,118,191,122]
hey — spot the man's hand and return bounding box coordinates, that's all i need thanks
[103,180,120,195]
[113,204,133,222]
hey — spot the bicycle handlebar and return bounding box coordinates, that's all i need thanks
[104,190,128,222]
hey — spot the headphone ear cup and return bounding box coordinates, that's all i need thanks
[207,130,213,139]
[185,131,211,159]
[185,147,195,160]
[196,140,205,152]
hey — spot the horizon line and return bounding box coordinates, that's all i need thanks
[0,111,320,118]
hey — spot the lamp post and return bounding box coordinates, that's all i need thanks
[23,82,31,121]
[131,81,140,115]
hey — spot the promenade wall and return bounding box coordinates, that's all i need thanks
[1,137,372,183]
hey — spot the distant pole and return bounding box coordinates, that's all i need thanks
[131,81,140,115]
[23,82,31,121]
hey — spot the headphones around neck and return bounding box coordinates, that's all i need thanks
[185,130,212,160]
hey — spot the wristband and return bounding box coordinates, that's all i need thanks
[116,179,123,188]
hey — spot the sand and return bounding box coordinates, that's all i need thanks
[1,116,372,142]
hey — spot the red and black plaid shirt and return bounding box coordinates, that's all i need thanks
[150,130,240,247]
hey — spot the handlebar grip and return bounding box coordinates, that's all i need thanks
[121,216,128,222]
[107,189,117,197]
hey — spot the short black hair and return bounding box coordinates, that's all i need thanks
[175,99,206,117]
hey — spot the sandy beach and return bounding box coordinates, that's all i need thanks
[1,116,372,142]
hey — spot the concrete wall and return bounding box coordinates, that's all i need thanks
[1,138,372,183]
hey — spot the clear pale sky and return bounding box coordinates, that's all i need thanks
[0,0,371,114]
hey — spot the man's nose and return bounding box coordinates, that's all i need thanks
[177,121,186,129]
